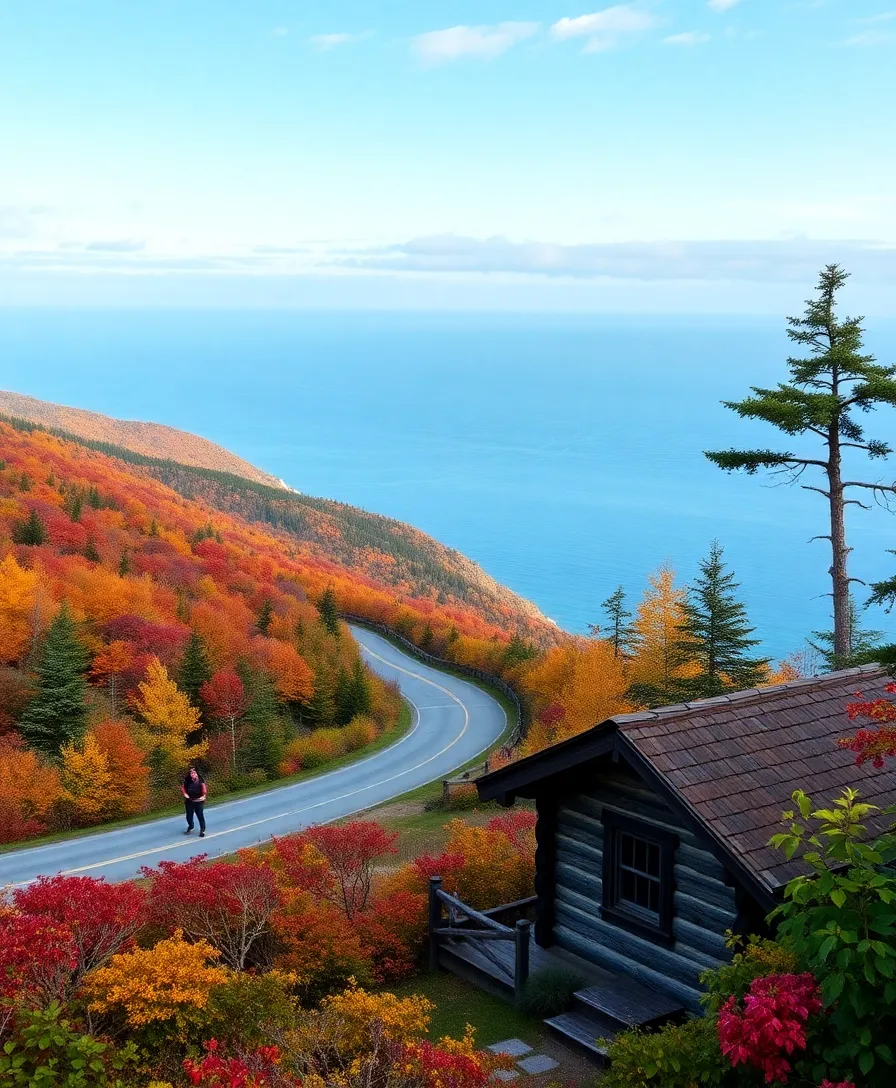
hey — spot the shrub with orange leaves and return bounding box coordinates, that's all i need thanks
[442,816,535,909]
[85,930,228,1037]
[271,892,373,1001]
[0,735,62,843]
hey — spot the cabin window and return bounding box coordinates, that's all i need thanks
[601,810,678,943]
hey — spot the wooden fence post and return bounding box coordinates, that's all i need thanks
[514,919,531,1007]
[428,876,443,973]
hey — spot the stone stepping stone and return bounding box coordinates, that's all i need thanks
[518,1055,560,1075]
[487,1039,532,1057]
[491,1071,520,1082]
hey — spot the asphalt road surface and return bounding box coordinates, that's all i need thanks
[0,626,507,886]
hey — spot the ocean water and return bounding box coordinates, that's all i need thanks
[2,308,895,660]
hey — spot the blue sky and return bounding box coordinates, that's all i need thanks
[2,1,895,310]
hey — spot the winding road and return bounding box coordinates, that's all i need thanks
[0,627,507,887]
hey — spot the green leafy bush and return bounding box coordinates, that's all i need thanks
[0,1003,138,1088]
[518,966,586,1018]
[769,787,896,1087]
[700,934,798,1014]
[599,1017,731,1088]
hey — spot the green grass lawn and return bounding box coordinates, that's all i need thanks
[390,971,545,1048]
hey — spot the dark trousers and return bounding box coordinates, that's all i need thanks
[184,799,206,832]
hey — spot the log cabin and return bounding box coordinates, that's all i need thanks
[468,664,896,1053]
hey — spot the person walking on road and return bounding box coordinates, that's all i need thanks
[182,766,207,837]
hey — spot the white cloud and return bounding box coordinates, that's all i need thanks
[412,22,539,64]
[273,27,289,37]
[844,29,896,44]
[707,0,743,11]
[310,31,373,51]
[551,6,660,52]
[335,234,896,283]
[665,31,711,45]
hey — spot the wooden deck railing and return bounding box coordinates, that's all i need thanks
[428,876,532,1006]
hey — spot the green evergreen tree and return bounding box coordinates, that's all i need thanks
[240,668,285,778]
[706,265,896,660]
[317,586,340,637]
[66,489,83,522]
[148,518,159,537]
[13,509,47,546]
[591,586,637,659]
[19,604,88,756]
[118,550,131,577]
[333,659,371,725]
[177,631,213,708]
[83,538,100,563]
[304,672,336,726]
[87,485,102,509]
[502,634,537,671]
[18,471,31,491]
[675,541,769,699]
[256,598,274,637]
[810,595,885,671]
[419,623,434,652]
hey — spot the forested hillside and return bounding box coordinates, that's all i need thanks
[0,419,549,843]
[0,400,553,635]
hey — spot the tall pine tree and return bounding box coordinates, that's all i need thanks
[239,666,285,779]
[255,598,274,637]
[675,541,768,699]
[176,631,213,727]
[706,265,896,660]
[317,585,340,637]
[19,603,88,756]
[591,586,637,658]
[810,595,884,671]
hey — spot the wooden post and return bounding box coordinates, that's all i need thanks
[514,919,531,1007]
[442,779,450,806]
[428,876,443,973]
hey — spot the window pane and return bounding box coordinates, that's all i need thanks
[647,843,661,878]
[621,870,636,902]
[621,833,634,867]
[635,838,647,873]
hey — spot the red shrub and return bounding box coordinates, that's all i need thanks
[141,856,282,970]
[13,875,147,985]
[300,821,397,919]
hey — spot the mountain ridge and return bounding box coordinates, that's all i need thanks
[0,389,289,490]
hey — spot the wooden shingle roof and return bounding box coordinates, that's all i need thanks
[478,664,896,893]
[615,665,895,889]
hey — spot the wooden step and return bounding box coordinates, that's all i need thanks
[573,978,684,1030]
[544,1011,613,1064]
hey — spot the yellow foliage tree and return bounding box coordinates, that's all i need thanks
[85,931,228,1033]
[627,564,696,707]
[130,657,205,783]
[0,554,52,666]
[59,732,113,825]
[520,638,630,753]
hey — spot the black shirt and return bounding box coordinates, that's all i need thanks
[183,774,205,800]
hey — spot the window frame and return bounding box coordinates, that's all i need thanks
[601,809,678,944]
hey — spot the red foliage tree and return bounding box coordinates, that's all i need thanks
[842,682,896,767]
[300,821,397,919]
[356,890,427,984]
[12,874,147,990]
[201,670,248,772]
[141,856,282,970]
[718,972,822,1084]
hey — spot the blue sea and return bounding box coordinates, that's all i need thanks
[2,309,895,661]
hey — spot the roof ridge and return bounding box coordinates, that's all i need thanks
[612,663,888,728]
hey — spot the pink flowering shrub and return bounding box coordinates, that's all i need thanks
[718,972,822,1084]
